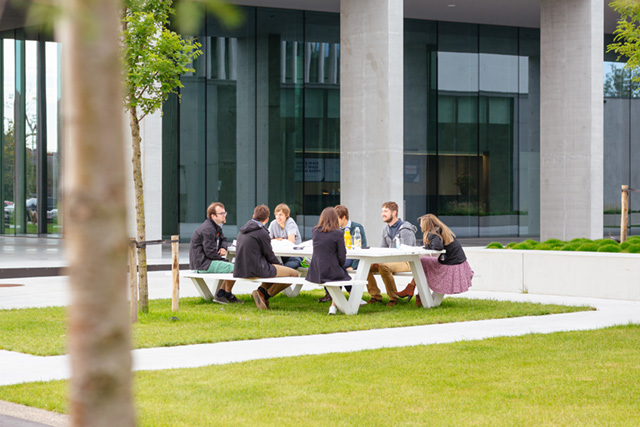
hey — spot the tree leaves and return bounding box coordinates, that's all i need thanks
[608,0,640,81]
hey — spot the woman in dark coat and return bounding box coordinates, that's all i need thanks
[307,207,351,314]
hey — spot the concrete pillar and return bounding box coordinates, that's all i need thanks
[540,0,603,240]
[340,0,404,244]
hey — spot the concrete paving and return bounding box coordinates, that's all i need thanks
[1,236,639,426]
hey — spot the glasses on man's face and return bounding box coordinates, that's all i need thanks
[216,211,227,216]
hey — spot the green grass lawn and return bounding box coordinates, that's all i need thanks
[0,324,638,426]
[0,291,590,356]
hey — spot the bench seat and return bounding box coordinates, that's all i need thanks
[184,272,366,314]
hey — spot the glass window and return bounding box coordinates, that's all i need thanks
[301,12,340,238]
[25,40,37,234]
[437,22,479,238]
[603,35,640,235]
[2,37,15,235]
[46,42,61,236]
[404,19,437,238]
[518,28,540,236]
[478,25,518,237]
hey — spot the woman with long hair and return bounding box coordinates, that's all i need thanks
[395,213,473,305]
[307,207,351,314]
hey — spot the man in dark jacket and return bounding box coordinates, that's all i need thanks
[234,204,299,310]
[189,202,241,304]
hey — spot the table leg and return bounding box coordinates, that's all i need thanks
[326,281,365,315]
[408,255,435,308]
[189,277,214,301]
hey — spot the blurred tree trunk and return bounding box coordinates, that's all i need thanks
[59,0,135,425]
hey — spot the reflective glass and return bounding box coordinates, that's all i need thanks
[518,28,540,236]
[301,12,340,238]
[178,28,207,239]
[256,9,304,233]
[478,25,518,237]
[603,35,640,235]
[437,22,479,237]
[46,42,61,236]
[25,40,37,234]
[404,19,437,240]
[2,37,14,234]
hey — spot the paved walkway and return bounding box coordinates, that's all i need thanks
[1,237,639,426]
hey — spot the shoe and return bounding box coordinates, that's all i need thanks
[212,294,230,304]
[318,294,332,303]
[227,294,244,304]
[366,298,383,305]
[251,290,268,310]
[328,305,337,315]
[394,281,416,303]
[416,294,422,307]
[386,300,397,307]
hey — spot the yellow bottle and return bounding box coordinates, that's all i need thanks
[344,229,352,249]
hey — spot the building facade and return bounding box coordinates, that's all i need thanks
[1,0,639,243]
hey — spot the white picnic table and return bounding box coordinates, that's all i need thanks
[228,242,444,310]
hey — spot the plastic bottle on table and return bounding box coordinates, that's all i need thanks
[344,229,352,249]
[393,234,401,249]
[353,228,362,249]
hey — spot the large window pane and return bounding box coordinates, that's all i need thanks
[25,40,37,234]
[437,22,479,237]
[46,42,61,235]
[2,37,14,235]
[478,25,518,237]
[518,28,540,236]
[301,12,340,238]
[256,9,304,232]
[404,19,437,240]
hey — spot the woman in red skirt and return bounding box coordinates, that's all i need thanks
[395,214,474,305]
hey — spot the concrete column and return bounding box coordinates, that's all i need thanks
[340,0,404,243]
[141,111,163,259]
[540,0,603,240]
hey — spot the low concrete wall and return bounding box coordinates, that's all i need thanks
[465,247,640,301]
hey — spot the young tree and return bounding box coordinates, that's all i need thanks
[59,0,135,424]
[121,0,202,313]
[608,0,640,84]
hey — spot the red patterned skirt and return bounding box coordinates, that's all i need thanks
[420,256,474,294]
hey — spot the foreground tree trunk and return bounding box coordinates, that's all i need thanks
[129,106,149,313]
[59,0,135,425]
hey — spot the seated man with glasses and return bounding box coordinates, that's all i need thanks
[189,202,242,304]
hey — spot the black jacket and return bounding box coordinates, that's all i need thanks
[233,219,280,278]
[424,233,467,265]
[189,218,230,271]
[307,228,351,284]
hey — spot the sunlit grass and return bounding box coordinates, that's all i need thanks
[0,325,638,425]
[0,290,591,356]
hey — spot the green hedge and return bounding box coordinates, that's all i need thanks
[487,237,640,253]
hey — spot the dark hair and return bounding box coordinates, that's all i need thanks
[253,204,270,222]
[382,201,398,214]
[315,207,340,232]
[206,202,225,219]
[334,204,349,220]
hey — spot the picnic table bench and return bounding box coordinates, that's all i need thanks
[183,272,367,315]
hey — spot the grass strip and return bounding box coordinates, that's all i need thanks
[0,290,590,356]
[0,324,638,425]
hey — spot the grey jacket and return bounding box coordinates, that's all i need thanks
[381,220,417,248]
